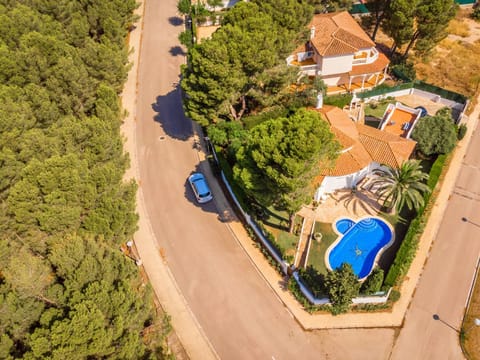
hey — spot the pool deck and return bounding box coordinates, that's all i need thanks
[297,185,382,223]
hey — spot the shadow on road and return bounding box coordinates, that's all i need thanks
[152,85,192,140]
[168,16,184,26]
[170,46,186,57]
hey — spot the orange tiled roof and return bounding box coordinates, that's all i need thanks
[349,52,390,76]
[356,124,416,168]
[311,107,416,177]
[309,12,375,57]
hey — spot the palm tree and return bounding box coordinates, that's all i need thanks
[369,160,431,214]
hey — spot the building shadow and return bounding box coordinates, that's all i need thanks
[152,83,193,140]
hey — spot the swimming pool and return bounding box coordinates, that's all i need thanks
[326,217,393,279]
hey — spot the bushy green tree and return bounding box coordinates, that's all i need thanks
[382,0,416,54]
[411,109,458,156]
[324,263,360,315]
[0,1,164,357]
[181,0,313,125]
[233,108,340,230]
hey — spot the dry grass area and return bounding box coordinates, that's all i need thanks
[463,271,480,360]
[414,8,480,97]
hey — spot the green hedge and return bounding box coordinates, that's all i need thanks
[384,155,447,287]
[356,82,414,99]
[324,93,353,108]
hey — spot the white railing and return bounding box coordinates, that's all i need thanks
[286,54,295,66]
[352,48,379,66]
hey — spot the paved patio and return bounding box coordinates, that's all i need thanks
[297,180,383,223]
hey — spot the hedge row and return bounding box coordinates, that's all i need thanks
[384,155,448,287]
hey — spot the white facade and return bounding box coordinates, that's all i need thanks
[314,162,383,201]
[321,54,353,76]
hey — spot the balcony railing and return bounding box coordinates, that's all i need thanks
[352,48,379,66]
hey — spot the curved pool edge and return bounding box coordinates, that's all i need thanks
[324,216,395,281]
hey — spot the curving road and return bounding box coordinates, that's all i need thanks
[134,0,394,359]
[132,0,480,359]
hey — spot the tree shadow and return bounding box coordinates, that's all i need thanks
[334,189,381,217]
[168,16,184,26]
[170,46,186,57]
[152,83,193,140]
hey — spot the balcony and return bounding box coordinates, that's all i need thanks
[352,48,379,66]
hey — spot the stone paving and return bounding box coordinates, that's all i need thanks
[298,184,382,224]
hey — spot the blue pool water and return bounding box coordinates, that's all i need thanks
[335,218,355,234]
[327,217,393,279]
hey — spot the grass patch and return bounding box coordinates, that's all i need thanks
[277,231,299,260]
[363,101,391,118]
[305,222,337,275]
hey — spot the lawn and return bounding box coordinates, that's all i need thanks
[305,222,338,275]
[261,206,299,260]
[363,101,390,118]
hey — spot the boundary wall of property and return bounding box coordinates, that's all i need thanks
[353,85,468,123]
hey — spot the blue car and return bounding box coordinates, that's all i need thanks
[188,172,213,203]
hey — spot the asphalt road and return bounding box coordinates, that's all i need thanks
[134,0,479,359]
[135,1,394,359]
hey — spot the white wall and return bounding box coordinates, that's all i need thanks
[321,54,353,76]
[322,75,343,86]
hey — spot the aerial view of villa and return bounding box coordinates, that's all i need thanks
[3,0,480,359]
[287,11,390,93]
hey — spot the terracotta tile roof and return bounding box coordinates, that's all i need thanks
[312,107,416,177]
[320,143,372,176]
[320,105,359,140]
[330,127,355,149]
[356,124,416,168]
[315,107,373,176]
[309,12,375,57]
[349,52,390,76]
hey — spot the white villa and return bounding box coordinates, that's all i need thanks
[313,105,417,201]
[287,11,390,93]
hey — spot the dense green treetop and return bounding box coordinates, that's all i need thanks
[411,108,458,156]
[233,108,340,218]
[181,0,313,126]
[0,1,163,358]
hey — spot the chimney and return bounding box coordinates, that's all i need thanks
[316,93,323,109]
[310,26,315,40]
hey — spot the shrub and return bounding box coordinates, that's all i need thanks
[324,93,353,109]
[472,6,480,21]
[389,289,401,303]
[457,123,467,140]
[360,268,384,295]
[391,61,416,82]
[411,114,457,156]
[324,263,360,315]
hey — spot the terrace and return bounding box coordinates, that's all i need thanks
[379,102,423,139]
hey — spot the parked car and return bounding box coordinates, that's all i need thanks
[188,172,213,203]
